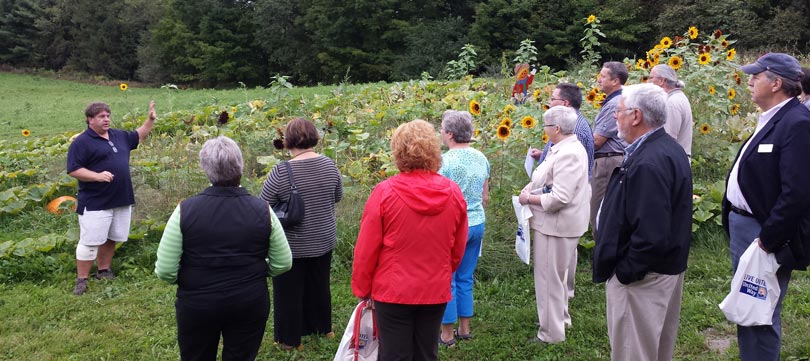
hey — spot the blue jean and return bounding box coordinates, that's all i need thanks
[728,212,791,361]
[442,223,485,324]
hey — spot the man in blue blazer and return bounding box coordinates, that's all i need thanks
[722,52,810,361]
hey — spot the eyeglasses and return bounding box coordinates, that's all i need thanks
[613,108,637,116]
[108,140,118,153]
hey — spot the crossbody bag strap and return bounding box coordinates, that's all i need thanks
[283,161,297,190]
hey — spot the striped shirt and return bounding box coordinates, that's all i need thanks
[261,155,343,258]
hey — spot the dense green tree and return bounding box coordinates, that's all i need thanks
[147,0,265,86]
[0,0,44,65]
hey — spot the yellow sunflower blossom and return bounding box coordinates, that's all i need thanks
[521,116,536,129]
[576,82,584,88]
[500,117,513,128]
[542,104,550,111]
[586,90,597,103]
[708,86,716,95]
[469,100,481,115]
[496,125,511,141]
[730,103,740,115]
[721,40,729,48]
[503,104,516,115]
[700,123,711,135]
[474,128,481,137]
[660,37,673,49]
[533,88,541,101]
[21,129,31,137]
[587,15,596,24]
[542,133,549,143]
[733,72,742,85]
[668,56,683,70]
[698,53,711,65]
[119,83,128,91]
[635,58,646,70]
[728,88,736,100]
[688,26,698,40]
[726,48,736,61]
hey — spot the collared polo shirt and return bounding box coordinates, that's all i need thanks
[66,127,139,214]
[593,89,627,154]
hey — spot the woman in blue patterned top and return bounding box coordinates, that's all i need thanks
[438,110,490,346]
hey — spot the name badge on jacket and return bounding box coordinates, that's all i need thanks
[758,144,773,153]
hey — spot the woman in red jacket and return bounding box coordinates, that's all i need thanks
[352,119,468,360]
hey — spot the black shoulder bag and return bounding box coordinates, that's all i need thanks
[273,161,305,228]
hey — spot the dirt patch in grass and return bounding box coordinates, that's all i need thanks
[703,327,734,353]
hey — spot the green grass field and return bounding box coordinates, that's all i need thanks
[2,72,810,360]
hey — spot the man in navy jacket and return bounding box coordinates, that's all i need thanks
[593,83,692,361]
[722,53,810,361]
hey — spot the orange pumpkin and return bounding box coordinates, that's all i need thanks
[46,196,77,214]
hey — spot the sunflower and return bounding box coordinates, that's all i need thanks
[726,48,736,61]
[533,88,541,101]
[521,115,536,129]
[474,128,481,137]
[688,26,698,40]
[469,100,481,115]
[668,56,683,70]
[713,29,722,38]
[660,36,673,49]
[21,129,31,137]
[119,83,128,91]
[586,91,597,103]
[708,86,716,95]
[730,103,740,115]
[503,104,516,115]
[576,82,584,88]
[721,40,729,48]
[698,53,711,65]
[542,133,549,143]
[635,58,646,70]
[500,117,513,128]
[587,14,596,24]
[496,125,511,141]
[542,104,550,111]
[733,72,742,85]
[728,88,736,100]
[700,123,711,135]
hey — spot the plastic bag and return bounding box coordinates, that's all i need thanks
[512,196,532,265]
[718,240,781,326]
[334,299,378,361]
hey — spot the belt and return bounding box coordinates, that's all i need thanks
[729,205,754,218]
[594,152,624,159]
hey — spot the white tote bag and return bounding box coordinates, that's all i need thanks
[512,196,532,265]
[334,299,379,361]
[718,240,781,326]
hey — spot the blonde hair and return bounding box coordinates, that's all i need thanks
[391,119,442,172]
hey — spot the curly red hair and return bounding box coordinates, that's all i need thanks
[391,119,441,173]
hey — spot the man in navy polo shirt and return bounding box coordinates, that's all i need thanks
[67,101,156,295]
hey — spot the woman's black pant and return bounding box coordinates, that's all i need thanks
[272,251,333,346]
[175,285,269,361]
[374,301,447,361]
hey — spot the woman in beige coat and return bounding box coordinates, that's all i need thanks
[519,105,591,343]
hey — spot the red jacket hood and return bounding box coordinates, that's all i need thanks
[388,171,452,216]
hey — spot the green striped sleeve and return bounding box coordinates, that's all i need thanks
[267,206,292,277]
[155,204,183,284]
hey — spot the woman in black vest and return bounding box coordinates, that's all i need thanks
[156,136,292,360]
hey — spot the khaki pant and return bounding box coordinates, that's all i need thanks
[533,230,579,343]
[606,272,685,361]
[590,155,623,238]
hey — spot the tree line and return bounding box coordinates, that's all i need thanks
[1,0,807,87]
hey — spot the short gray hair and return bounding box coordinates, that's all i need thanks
[441,110,474,143]
[543,106,577,135]
[763,70,803,98]
[622,84,668,129]
[651,64,685,89]
[199,136,244,186]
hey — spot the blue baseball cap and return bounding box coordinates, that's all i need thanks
[741,53,802,81]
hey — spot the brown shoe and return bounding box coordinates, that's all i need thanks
[73,278,88,295]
